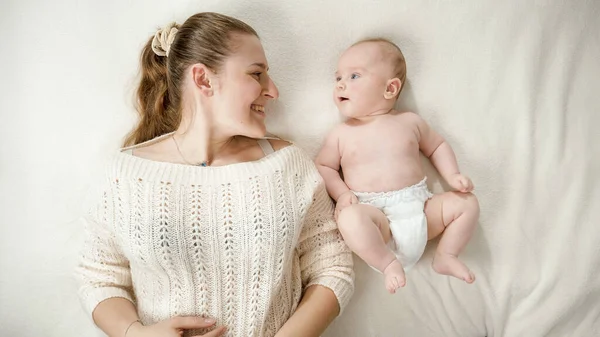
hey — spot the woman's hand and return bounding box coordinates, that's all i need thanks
[128,316,226,337]
[335,191,358,221]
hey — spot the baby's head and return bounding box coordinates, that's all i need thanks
[334,38,406,118]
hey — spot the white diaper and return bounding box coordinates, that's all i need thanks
[354,178,433,271]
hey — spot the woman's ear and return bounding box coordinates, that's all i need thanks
[191,64,214,96]
[384,78,402,100]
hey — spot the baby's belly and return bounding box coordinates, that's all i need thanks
[343,160,425,193]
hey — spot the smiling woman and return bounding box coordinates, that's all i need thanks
[73,11,354,337]
[123,14,278,166]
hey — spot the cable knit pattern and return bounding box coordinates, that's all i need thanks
[75,144,354,337]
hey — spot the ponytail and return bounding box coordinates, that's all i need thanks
[123,12,259,146]
[123,37,180,146]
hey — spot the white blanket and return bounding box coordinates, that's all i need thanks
[1,0,598,336]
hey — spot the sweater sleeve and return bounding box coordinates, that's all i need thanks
[297,179,355,313]
[74,213,135,316]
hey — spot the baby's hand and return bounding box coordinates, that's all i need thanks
[335,191,358,221]
[448,173,474,193]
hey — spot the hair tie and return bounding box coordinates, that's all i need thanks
[151,22,179,57]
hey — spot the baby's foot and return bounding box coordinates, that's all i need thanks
[432,253,476,283]
[383,259,406,293]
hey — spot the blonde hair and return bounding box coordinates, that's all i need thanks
[352,38,407,96]
[124,12,258,146]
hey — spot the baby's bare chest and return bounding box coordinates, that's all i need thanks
[339,121,420,164]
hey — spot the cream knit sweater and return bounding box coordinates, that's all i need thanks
[75,144,354,337]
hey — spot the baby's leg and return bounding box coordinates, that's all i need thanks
[337,204,406,293]
[425,191,480,283]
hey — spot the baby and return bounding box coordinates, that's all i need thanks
[316,38,480,293]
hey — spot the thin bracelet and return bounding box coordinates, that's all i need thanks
[124,319,142,337]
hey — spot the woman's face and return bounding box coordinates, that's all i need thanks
[211,33,279,139]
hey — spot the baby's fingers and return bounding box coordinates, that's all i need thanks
[461,177,474,192]
[455,176,467,191]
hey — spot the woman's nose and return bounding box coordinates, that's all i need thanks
[263,76,279,100]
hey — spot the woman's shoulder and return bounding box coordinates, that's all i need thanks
[120,132,179,163]
[261,136,311,163]
[266,138,293,152]
[255,136,320,179]
[267,139,323,183]
[260,134,304,161]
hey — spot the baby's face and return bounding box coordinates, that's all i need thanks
[334,43,395,118]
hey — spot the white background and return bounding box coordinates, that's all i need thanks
[1,0,599,336]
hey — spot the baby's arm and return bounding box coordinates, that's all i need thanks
[315,127,352,201]
[415,114,474,192]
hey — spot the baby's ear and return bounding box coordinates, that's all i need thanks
[384,78,402,100]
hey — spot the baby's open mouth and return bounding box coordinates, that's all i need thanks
[338,97,349,102]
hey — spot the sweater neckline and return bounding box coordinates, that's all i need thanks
[119,132,296,170]
[117,143,296,170]
[112,136,303,184]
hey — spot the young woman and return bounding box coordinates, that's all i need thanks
[75,12,354,337]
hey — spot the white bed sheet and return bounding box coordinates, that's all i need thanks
[1,1,598,336]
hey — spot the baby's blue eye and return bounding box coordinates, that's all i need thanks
[350,73,360,79]
[335,76,342,81]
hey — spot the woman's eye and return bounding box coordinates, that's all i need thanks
[252,72,262,79]
[350,73,359,79]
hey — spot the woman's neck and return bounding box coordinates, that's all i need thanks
[173,117,237,166]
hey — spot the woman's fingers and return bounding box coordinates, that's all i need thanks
[170,316,216,329]
[194,326,227,337]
